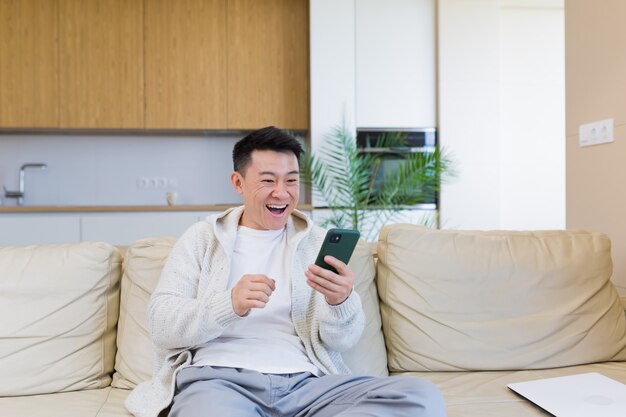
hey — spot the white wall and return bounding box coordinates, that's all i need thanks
[0,134,242,206]
[438,0,565,230]
[499,3,565,229]
[438,0,501,229]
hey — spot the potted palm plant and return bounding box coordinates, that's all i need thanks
[300,125,454,241]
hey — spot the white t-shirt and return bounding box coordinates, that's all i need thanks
[192,225,320,375]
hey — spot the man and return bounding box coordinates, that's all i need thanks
[126,126,446,417]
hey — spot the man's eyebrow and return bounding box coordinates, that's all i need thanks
[259,171,300,176]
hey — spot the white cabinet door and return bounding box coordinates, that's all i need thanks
[355,0,436,128]
[0,214,81,246]
[309,0,357,154]
[81,212,202,246]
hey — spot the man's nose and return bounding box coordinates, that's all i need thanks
[272,182,289,198]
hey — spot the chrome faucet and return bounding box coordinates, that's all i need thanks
[3,163,48,206]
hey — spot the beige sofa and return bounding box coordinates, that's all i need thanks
[1,223,626,417]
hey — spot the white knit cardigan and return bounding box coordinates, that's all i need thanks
[125,206,365,417]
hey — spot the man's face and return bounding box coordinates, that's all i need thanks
[231,150,300,230]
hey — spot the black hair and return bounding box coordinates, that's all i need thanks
[232,126,304,174]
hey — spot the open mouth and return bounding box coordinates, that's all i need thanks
[266,204,288,215]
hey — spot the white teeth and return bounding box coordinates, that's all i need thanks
[267,204,287,209]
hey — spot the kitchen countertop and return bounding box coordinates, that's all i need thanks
[0,204,313,213]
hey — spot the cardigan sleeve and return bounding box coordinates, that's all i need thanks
[318,289,365,352]
[148,222,241,350]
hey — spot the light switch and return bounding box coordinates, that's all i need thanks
[579,118,614,147]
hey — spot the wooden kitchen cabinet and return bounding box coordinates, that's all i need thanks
[227,0,309,130]
[59,0,144,128]
[144,0,228,129]
[0,0,59,128]
[1,0,308,131]
[145,0,308,131]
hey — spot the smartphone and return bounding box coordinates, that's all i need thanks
[314,228,361,273]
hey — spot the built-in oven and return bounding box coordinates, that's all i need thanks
[356,128,438,208]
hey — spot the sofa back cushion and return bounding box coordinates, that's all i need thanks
[112,237,174,389]
[341,241,388,377]
[112,235,387,388]
[0,242,122,396]
[377,224,626,372]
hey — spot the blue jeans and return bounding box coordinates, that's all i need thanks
[169,366,447,417]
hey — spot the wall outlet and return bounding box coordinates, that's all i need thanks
[137,177,178,189]
[579,118,614,147]
[137,177,149,189]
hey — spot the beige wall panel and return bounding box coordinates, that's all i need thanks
[144,0,227,129]
[566,126,626,293]
[565,1,626,137]
[59,0,143,128]
[566,0,626,293]
[0,0,58,128]
[227,0,309,130]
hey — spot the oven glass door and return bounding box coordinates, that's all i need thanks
[368,150,437,206]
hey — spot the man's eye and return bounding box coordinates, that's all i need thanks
[262,179,274,183]
[287,179,299,183]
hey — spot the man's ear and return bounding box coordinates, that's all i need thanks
[230,171,244,195]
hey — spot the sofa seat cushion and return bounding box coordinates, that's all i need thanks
[0,243,122,396]
[377,225,626,372]
[0,387,131,417]
[398,362,626,417]
[112,235,387,388]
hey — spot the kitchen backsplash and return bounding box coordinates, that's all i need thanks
[0,133,248,206]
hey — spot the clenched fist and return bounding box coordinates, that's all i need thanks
[231,274,276,317]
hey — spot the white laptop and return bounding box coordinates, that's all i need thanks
[507,372,626,417]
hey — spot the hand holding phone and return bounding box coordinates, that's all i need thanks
[306,229,360,305]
